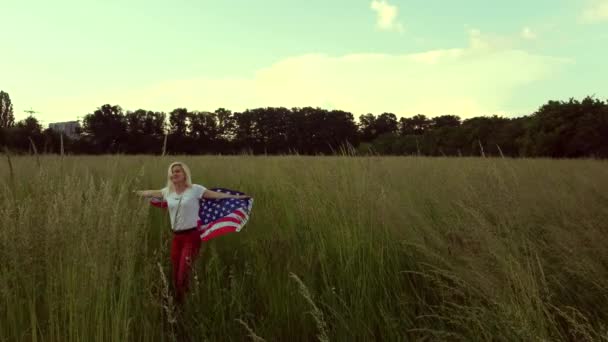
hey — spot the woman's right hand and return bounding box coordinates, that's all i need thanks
[134,189,163,198]
[134,190,154,197]
[134,190,147,197]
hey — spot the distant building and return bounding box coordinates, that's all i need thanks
[49,121,81,139]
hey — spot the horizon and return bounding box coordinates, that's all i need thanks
[2,0,607,127]
[21,96,604,128]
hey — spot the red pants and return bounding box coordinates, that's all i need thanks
[170,228,202,303]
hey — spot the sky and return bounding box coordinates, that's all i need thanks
[1,0,607,126]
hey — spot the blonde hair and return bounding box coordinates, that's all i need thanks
[165,161,193,195]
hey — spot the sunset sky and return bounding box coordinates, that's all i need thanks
[2,0,607,126]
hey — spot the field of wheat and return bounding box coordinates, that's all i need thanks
[1,155,607,341]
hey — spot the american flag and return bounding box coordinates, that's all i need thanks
[149,188,253,242]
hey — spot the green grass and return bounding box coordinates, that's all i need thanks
[1,155,607,341]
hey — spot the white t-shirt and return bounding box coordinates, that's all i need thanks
[161,184,207,231]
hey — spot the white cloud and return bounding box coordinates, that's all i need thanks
[467,28,515,50]
[581,0,608,22]
[370,0,404,33]
[521,27,537,40]
[39,30,570,121]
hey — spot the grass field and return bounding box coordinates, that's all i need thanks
[1,155,607,341]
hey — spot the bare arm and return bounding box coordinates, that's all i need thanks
[202,190,249,200]
[134,189,164,198]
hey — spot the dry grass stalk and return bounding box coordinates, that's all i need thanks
[4,146,14,185]
[28,137,41,168]
[496,144,505,158]
[235,319,266,342]
[478,139,486,157]
[157,262,177,325]
[289,272,329,342]
[60,134,64,156]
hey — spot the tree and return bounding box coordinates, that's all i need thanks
[189,111,219,153]
[213,108,236,153]
[231,107,290,154]
[523,97,608,158]
[233,110,256,153]
[6,95,603,157]
[6,116,43,152]
[375,113,399,135]
[167,108,192,154]
[124,109,166,154]
[169,108,189,136]
[358,113,397,143]
[460,115,511,156]
[249,107,289,154]
[41,128,62,154]
[82,104,127,154]
[214,108,235,140]
[358,113,377,141]
[324,109,359,152]
[431,115,461,129]
[304,108,357,154]
[399,114,430,135]
[286,107,309,153]
[0,90,15,129]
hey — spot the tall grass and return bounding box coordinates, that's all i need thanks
[1,155,607,341]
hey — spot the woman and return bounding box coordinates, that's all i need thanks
[136,161,248,303]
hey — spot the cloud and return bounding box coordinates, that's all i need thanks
[581,0,608,22]
[467,28,516,50]
[370,0,404,33]
[40,30,570,121]
[521,27,537,40]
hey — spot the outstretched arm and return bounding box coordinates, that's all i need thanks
[134,190,164,198]
[202,190,249,200]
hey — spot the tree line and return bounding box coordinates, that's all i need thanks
[1,90,607,158]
